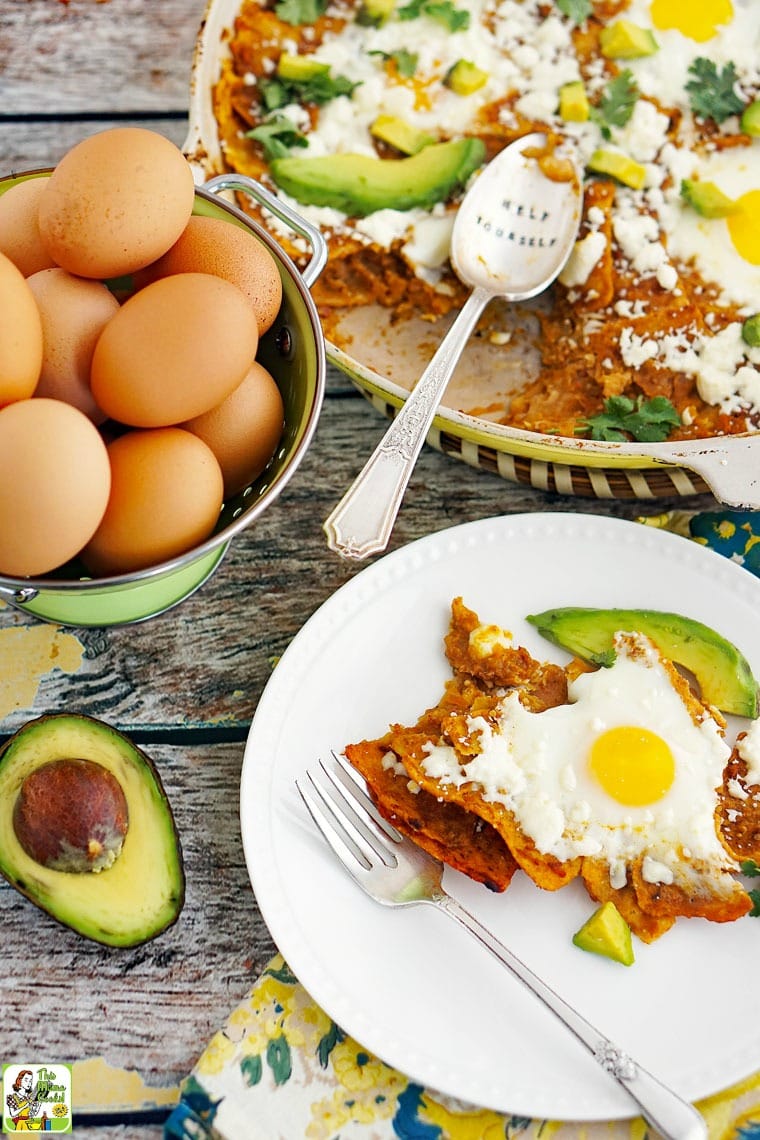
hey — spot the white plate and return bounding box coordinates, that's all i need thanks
[240,512,760,1121]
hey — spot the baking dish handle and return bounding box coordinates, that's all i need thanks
[203,174,328,289]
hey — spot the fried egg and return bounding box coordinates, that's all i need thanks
[420,632,736,889]
[657,145,760,308]
[649,0,734,43]
[621,0,758,109]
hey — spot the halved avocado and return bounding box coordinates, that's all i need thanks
[526,607,759,717]
[268,137,486,217]
[0,713,184,947]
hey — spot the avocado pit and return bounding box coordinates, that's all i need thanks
[13,757,129,873]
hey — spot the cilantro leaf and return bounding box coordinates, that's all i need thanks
[259,71,360,111]
[398,0,470,32]
[685,58,745,123]
[741,859,760,877]
[555,0,592,23]
[590,70,639,138]
[274,0,328,24]
[368,48,419,77]
[749,888,760,918]
[576,395,681,443]
[246,113,309,161]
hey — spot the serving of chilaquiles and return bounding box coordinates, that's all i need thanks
[345,597,760,947]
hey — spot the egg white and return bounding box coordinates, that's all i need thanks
[421,633,736,888]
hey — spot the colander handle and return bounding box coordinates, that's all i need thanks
[202,174,328,289]
[0,584,38,605]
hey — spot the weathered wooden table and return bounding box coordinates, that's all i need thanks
[0,3,710,1135]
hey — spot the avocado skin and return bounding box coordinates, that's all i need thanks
[0,713,185,947]
[269,137,486,217]
[526,607,759,718]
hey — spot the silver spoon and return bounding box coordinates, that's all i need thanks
[323,132,582,560]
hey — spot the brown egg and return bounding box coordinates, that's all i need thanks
[0,177,58,277]
[0,398,111,577]
[142,215,283,335]
[90,272,259,427]
[37,128,195,279]
[183,361,285,496]
[0,252,43,406]
[26,268,118,424]
[81,427,224,576]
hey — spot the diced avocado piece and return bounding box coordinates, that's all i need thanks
[680,178,739,218]
[370,115,435,155]
[525,606,760,717]
[741,100,760,137]
[277,52,331,82]
[587,148,647,189]
[573,902,635,966]
[445,60,489,96]
[269,137,486,216]
[599,20,659,59]
[357,0,396,25]
[559,81,590,123]
[742,314,760,347]
[0,713,185,947]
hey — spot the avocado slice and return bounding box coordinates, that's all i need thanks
[277,52,331,82]
[357,0,396,25]
[742,314,760,347]
[370,115,435,156]
[587,149,647,189]
[680,178,739,218]
[268,137,486,216]
[445,60,489,96]
[573,901,635,966]
[559,81,590,123]
[526,607,759,717]
[741,100,760,137]
[599,20,658,59]
[0,713,185,947]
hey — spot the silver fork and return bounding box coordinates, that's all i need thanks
[296,752,707,1140]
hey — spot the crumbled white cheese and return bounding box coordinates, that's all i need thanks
[615,98,670,164]
[738,719,760,787]
[468,622,513,657]
[620,328,659,368]
[558,229,606,288]
[401,214,455,273]
[641,855,675,885]
[727,777,749,801]
[381,751,407,777]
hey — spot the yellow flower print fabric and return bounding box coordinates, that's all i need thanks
[163,956,760,1140]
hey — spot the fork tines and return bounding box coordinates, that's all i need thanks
[296,750,401,872]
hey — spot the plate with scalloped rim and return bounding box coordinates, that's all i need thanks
[240,511,760,1122]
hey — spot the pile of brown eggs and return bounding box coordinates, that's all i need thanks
[0,127,287,579]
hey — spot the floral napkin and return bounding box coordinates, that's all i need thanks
[163,508,760,1140]
[161,955,760,1140]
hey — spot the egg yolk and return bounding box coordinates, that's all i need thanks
[727,191,760,265]
[589,726,676,806]
[649,0,733,42]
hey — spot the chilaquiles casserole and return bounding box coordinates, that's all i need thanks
[214,0,760,443]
